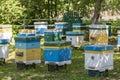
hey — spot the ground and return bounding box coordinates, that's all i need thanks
[0,43,120,80]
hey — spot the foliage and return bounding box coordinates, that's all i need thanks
[12,25,21,36]
[0,0,25,24]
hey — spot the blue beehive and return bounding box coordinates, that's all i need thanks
[34,22,48,36]
[14,36,41,49]
[44,41,71,65]
[55,22,70,35]
[55,22,68,29]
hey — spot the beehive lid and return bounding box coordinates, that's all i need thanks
[66,31,84,36]
[72,23,81,27]
[14,36,41,41]
[84,45,114,51]
[19,29,36,33]
[55,22,68,25]
[89,24,108,30]
[44,29,53,32]
[34,22,48,25]
[44,41,71,46]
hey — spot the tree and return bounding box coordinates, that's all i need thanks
[91,0,104,23]
[0,0,25,24]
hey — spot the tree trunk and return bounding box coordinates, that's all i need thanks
[92,0,103,24]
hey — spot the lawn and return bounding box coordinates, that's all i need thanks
[0,43,120,80]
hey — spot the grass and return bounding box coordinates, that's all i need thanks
[0,43,120,80]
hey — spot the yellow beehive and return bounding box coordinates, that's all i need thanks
[89,24,108,45]
[15,48,41,61]
[89,33,108,45]
[0,24,12,33]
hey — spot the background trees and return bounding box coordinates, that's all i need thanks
[0,0,120,24]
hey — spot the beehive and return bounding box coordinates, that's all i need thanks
[44,41,71,66]
[14,36,41,64]
[0,24,12,42]
[18,29,36,37]
[44,29,62,41]
[89,24,108,45]
[55,22,69,35]
[66,31,84,47]
[34,22,48,36]
[84,45,114,71]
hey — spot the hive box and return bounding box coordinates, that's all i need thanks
[14,36,41,49]
[44,29,62,41]
[0,44,9,58]
[66,31,84,47]
[14,36,41,64]
[44,41,71,66]
[89,24,108,45]
[34,22,48,36]
[55,22,70,35]
[84,45,114,71]
[0,24,12,42]
[15,48,41,64]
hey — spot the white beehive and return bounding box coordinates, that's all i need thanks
[89,24,108,45]
[0,24,12,42]
[66,31,84,47]
[84,45,114,71]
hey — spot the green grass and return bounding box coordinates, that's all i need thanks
[0,44,120,80]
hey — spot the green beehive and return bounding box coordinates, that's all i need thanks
[63,11,82,31]
[44,29,63,41]
[44,29,54,41]
[53,29,62,41]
